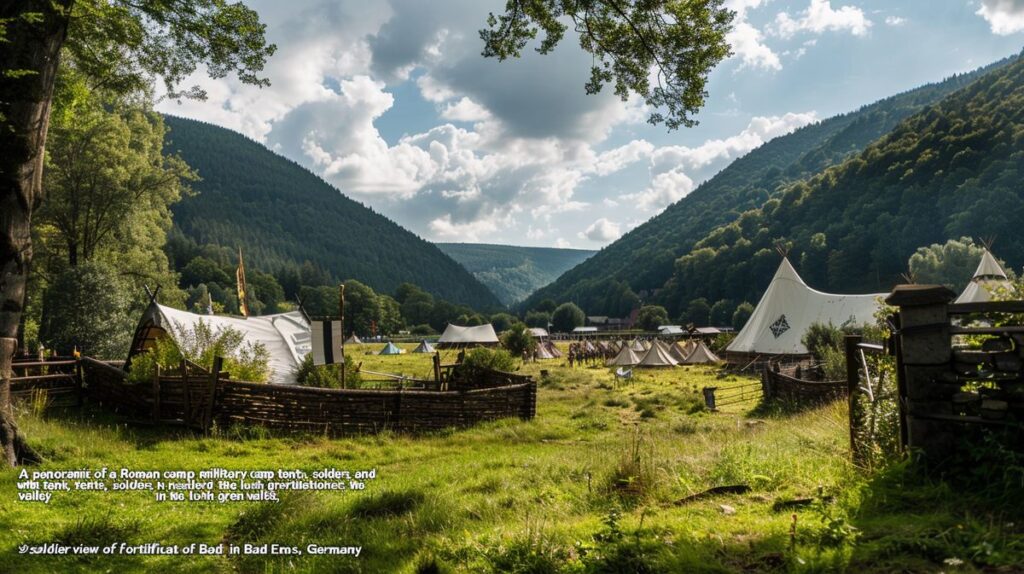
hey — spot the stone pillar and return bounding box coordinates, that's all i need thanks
[885,285,956,460]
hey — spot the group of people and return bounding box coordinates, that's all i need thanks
[566,341,613,367]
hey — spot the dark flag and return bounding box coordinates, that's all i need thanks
[237,247,249,317]
[312,320,344,365]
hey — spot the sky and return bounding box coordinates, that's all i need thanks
[157,0,1024,250]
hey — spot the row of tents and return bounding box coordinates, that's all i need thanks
[607,338,719,367]
[725,249,1014,359]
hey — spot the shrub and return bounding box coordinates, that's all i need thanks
[462,348,516,372]
[293,352,362,389]
[40,261,134,358]
[128,320,270,383]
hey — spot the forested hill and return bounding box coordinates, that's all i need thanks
[162,116,501,310]
[437,243,596,305]
[658,50,1024,319]
[520,54,1018,316]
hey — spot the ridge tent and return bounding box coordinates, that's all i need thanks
[344,334,363,345]
[669,341,694,363]
[726,258,884,358]
[636,341,679,368]
[412,339,436,353]
[436,324,500,349]
[127,301,310,385]
[545,341,563,358]
[378,342,403,355]
[528,328,550,339]
[607,345,641,367]
[955,249,1014,304]
[682,341,721,364]
[534,343,555,360]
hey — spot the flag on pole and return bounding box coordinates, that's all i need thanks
[312,320,344,365]
[236,247,249,317]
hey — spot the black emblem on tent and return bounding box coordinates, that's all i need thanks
[769,315,790,338]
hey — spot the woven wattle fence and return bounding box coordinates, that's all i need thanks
[78,357,535,435]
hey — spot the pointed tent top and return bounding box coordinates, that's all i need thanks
[412,339,435,353]
[973,249,1008,281]
[774,257,807,286]
[607,346,641,366]
[636,342,679,367]
[378,341,402,355]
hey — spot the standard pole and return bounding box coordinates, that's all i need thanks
[339,284,346,389]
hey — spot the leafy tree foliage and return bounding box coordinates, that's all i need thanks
[551,302,585,333]
[731,302,753,331]
[489,313,517,333]
[684,298,711,327]
[128,321,270,384]
[461,348,516,372]
[500,323,537,357]
[909,237,1014,290]
[181,256,231,288]
[294,353,361,389]
[39,261,134,358]
[636,305,669,331]
[480,0,733,130]
[524,311,552,328]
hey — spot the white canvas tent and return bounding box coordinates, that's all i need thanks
[636,340,679,368]
[606,346,641,367]
[127,301,310,385]
[955,249,1013,304]
[727,258,884,357]
[412,339,436,353]
[528,328,549,339]
[682,341,721,364]
[436,324,500,349]
[344,334,363,345]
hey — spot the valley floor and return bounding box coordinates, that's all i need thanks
[1,344,1021,573]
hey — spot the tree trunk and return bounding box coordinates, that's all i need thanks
[0,0,75,466]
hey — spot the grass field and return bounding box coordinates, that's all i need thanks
[2,343,1022,573]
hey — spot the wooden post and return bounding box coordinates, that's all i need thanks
[339,284,345,390]
[845,334,863,466]
[702,386,717,411]
[885,285,956,460]
[152,364,161,422]
[433,353,441,389]
[180,359,191,427]
[75,356,83,407]
[203,356,223,433]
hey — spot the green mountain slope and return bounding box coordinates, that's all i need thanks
[163,116,501,310]
[437,243,596,305]
[659,50,1024,318]
[521,54,1018,315]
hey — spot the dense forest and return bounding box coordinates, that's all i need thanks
[520,54,1019,317]
[656,52,1024,319]
[163,116,501,310]
[437,243,595,305]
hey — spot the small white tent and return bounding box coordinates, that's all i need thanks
[682,341,721,364]
[636,340,679,368]
[436,324,500,349]
[955,249,1013,304]
[128,301,310,385]
[727,258,884,357]
[412,339,436,353]
[607,346,641,367]
[344,334,363,345]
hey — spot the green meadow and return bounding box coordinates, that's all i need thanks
[1,343,1021,573]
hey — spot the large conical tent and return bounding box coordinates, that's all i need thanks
[607,346,641,366]
[669,340,694,363]
[955,249,1013,304]
[534,343,555,360]
[630,339,646,352]
[682,341,721,364]
[378,342,403,355]
[727,258,885,357]
[637,340,679,368]
[412,339,435,353]
[344,334,363,344]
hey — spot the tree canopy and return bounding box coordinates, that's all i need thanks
[480,0,733,130]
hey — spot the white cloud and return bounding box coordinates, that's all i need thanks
[728,21,783,71]
[724,0,782,72]
[773,0,872,39]
[976,0,1024,35]
[440,97,492,122]
[580,218,622,242]
[884,16,906,27]
[553,238,572,248]
[627,168,696,211]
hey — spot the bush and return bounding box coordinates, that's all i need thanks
[635,305,669,331]
[410,323,436,336]
[551,303,585,333]
[500,323,536,358]
[462,348,516,372]
[293,352,361,388]
[128,321,270,383]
